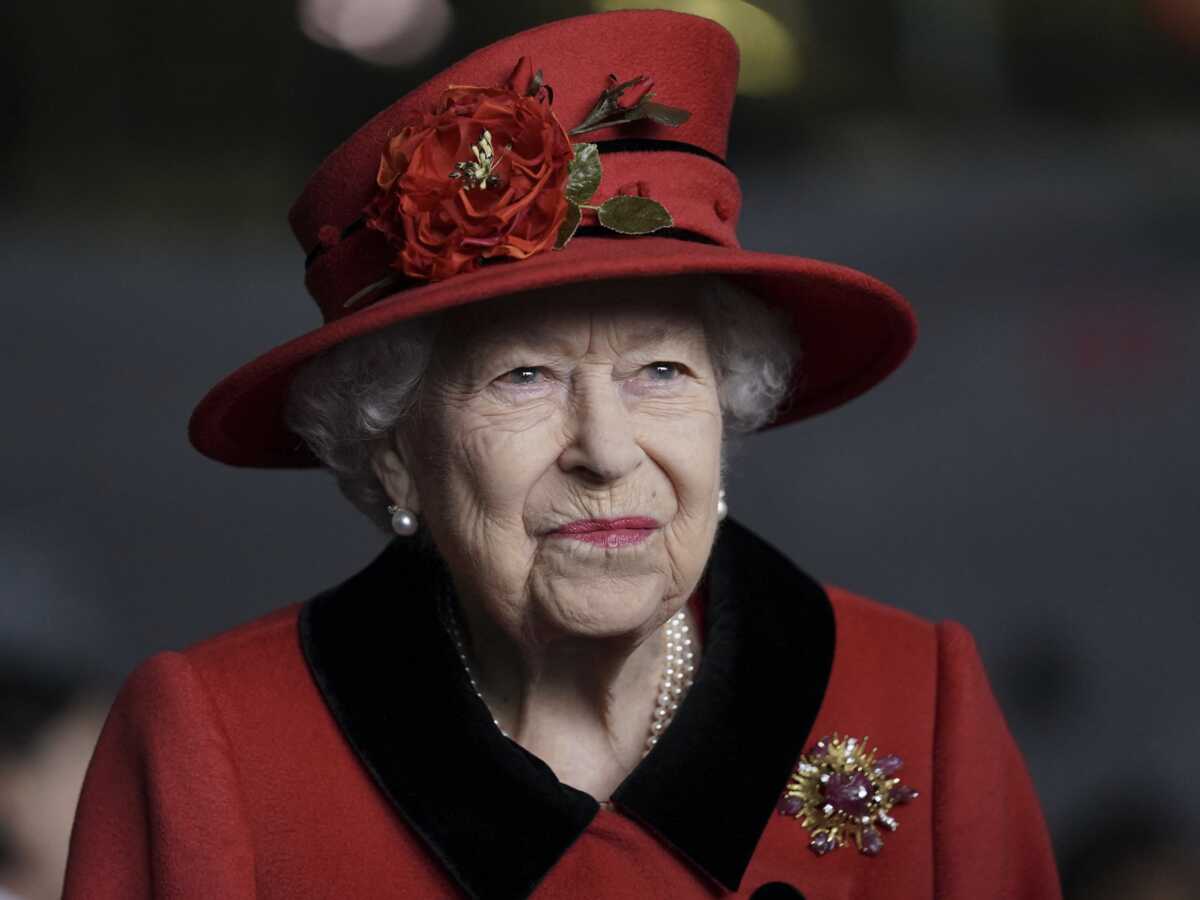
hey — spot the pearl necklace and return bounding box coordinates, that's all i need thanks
[443,600,697,757]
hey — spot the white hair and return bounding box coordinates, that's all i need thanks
[285,276,800,532]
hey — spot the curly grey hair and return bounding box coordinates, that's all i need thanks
[285,275,800,532]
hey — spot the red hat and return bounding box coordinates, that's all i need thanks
[189,9,916,468]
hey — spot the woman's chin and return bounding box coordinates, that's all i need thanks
[535,576,674,640]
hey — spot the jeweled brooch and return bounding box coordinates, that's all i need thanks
[777,734,919,857]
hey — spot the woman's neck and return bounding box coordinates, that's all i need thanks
[454,601,694,800]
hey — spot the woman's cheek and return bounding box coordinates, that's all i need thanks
[636,393,722,467]
[651,414,722,522]
[457,409,564,514]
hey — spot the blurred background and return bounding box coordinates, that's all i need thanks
[2,0,1198,897]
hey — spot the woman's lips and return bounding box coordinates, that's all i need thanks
[549,517,660,548]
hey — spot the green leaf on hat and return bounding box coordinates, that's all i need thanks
[641,101,691,127]
[555,201,582,249]
[564,143,601,205]
[597,196,673,235]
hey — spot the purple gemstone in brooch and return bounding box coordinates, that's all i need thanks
[776,733,919,857]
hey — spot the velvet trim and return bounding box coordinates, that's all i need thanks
[299,518,834,899]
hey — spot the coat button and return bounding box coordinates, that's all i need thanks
[750,882,806,900]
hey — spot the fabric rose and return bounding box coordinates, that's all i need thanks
[364,76,573,282]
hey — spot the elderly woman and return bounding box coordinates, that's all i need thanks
[64,10,1060,900]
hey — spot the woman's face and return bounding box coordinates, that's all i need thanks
[385,277,723,647]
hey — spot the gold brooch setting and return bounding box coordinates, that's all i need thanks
[777,734,918,857]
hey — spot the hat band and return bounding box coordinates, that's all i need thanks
[592,137,730,170]
[332,225,723,313]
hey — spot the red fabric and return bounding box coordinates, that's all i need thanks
[186,9,918,469]
[931,621,1061,898]
[64,590,1059,899]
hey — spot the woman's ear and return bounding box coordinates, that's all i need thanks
[371,437,421,513]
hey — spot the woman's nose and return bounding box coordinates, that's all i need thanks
[557,374,642,483]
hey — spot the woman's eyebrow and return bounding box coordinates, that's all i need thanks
[615,323,672,346]
[461,315,699,364]
[616,324,708,356]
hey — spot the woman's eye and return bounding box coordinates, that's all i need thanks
[499,366,543,385]
[645,362,682,381]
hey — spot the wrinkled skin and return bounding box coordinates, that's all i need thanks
[373,276,723,797]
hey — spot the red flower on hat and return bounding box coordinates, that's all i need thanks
[364,65,573,282]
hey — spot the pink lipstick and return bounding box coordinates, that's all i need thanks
[550,517,660,548]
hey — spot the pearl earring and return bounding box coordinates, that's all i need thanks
[386,504,418,536]
[717,488,728,521]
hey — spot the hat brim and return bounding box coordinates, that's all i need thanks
[188,235,916,468]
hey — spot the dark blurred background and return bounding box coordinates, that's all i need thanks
[3,1,1199,897]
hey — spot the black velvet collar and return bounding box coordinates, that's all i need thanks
[299,519,834,900]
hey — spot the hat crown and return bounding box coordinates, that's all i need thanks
[288,10,740,256]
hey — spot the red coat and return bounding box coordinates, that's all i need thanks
[64,521,1060,899]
